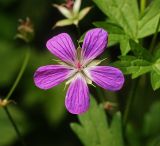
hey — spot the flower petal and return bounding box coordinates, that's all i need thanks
[81,28,108,64]
[86,66,124,91]
[65,74,90,114]
[46,33,77,65]
[34,65,74,90]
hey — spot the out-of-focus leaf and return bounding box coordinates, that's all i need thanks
[113,56,152,78]
[0,41,25,86]
[23,50,66,125]
[44,83,66,125]
[147,136,160,146]
[143,101,160,136]
[126,124,141,146]
[0,0,16,7]
[93,0,139,38]
[138,0,160,38]
[0,14,16,39]
[0,105,29,146]
[71,97,124,146]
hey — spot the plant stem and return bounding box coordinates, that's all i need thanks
[5,49,30,100]
[149,17,160,53]
[140,0,146,14]
[3,106,26,146]
[123,78,139,125]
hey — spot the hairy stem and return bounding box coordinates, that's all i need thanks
[5,49,30,100]
[140,0,146,14]
[3,106,26,146]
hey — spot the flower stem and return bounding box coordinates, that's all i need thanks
[123,78,139,125]
[5,49,30,100]
[3,106,26,146]
[140,0,146,14]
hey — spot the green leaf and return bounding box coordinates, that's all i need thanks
[120,37,130,56]
[138,14,160,38]
[93,21,126,47]
[71,97,124,146]
[129,40,152,61]
[126,124,141,146]
[138,0,160,38]
[143,101,160,136]
[150,70,160,90]
[113,56,152,78]
[151,57,160,90]
[0,105,29,146]
[152,58,160,74]
[93,0,139,38]
[153,48,160,61]
[93,21,125,34]
[94,21,133,55]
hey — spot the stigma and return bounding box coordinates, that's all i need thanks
[76,61,83,71]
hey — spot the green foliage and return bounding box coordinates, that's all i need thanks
[142,101,160,146]
[71,97,124,146]
[0,41,25,86]
[22,50,66,125]
[0,105,28,146]
[93,0,160,55]
[143,101,160,136]
[113,40,160,90]
[138,0,160,38]
[113,56,152,79]
[1,0,160,146]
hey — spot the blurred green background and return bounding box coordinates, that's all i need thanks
[0,0,105,146]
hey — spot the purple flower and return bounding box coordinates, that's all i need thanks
[34,28,124,114]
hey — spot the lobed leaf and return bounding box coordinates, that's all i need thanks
[113,56,152,78]
[138,0,160,38]
[93,0,139,38]
[71,97,124,146]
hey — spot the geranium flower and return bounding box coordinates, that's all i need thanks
[34,28,124,114]
[53,0,91,27]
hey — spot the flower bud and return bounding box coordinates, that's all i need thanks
[15,17,34,43]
